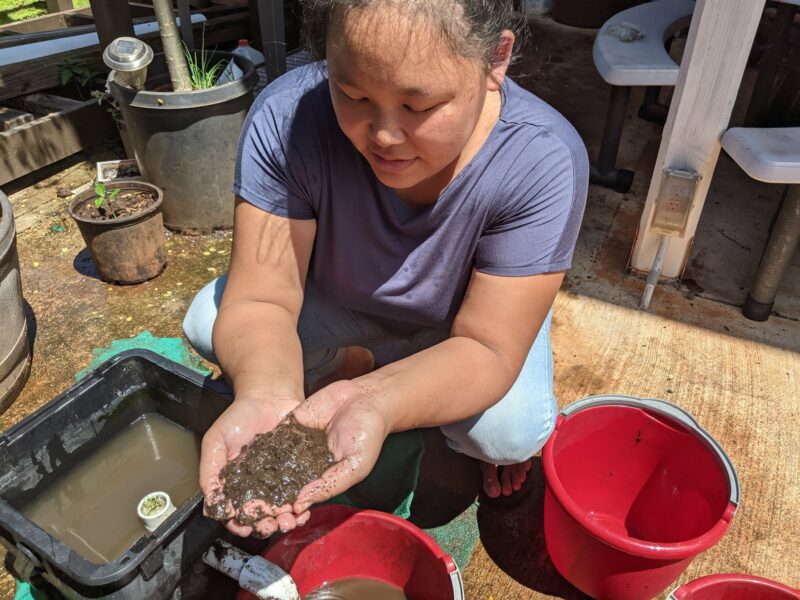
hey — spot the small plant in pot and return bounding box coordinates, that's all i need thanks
[68,181,167,284]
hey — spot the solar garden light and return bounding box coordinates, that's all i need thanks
[103,37,154,91]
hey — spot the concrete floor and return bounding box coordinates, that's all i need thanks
[1,13,799,600]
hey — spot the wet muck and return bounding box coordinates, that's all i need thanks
[210,417,334,521]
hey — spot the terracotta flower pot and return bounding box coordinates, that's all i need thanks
[68,181,166,284]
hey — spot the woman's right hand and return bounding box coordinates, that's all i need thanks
[199,394,307,538]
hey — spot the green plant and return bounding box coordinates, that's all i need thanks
[183,44,226,89]
[59,57,103,100]
[95,182,120,218]
[91,88,123,122]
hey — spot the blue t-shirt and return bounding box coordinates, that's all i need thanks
[234,63,588,330]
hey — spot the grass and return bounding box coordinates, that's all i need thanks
[0,0,90,26]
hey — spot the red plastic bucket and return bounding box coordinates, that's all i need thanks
[543,395,739,600]
[236,505,463,600]
[667,573,800,600]
[668,574,800,599]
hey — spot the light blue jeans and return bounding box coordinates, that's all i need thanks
[183,275,557,465]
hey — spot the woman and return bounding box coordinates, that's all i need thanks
[184,0,588,538]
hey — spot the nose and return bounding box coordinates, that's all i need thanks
[370,109,406,147]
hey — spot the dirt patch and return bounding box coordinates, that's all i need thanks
[73,189,158,221]
[209,416,333,521]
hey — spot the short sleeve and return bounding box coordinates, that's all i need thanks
[475,132,588,276]
[232,85,317,220]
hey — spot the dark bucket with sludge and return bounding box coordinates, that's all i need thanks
[0,350,232,599]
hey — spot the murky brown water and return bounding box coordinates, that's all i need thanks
[24,413,200,563]
[304,577,408,599]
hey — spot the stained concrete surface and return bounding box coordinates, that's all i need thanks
[1,11,799,600]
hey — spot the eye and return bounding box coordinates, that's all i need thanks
[403,103,441,114]
[335,84,368,103]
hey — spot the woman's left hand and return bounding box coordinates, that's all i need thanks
[290,379,391,514]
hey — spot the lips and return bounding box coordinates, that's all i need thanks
[369,150,417,173]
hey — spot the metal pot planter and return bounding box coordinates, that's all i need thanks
[108,52,258,234]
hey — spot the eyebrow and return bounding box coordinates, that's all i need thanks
[332,73,436,98]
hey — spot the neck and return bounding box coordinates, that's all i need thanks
[395,87,503,206]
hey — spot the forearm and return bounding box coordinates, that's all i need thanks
[212,300,305,405]
[355,336,519,431]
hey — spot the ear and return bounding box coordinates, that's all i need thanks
[487,30,515,92]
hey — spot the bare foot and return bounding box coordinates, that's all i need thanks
[479,460,532,498]
[308,346,374,394]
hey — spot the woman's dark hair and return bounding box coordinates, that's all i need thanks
[300,0,527,71]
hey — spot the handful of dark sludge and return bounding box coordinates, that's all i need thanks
[207,416,334,524]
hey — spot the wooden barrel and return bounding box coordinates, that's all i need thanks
[0,191,31,413]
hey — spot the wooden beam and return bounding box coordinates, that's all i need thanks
[0,107,33,132]
[0,48,106,101]
[0,7,90,35]
[0,13,249,101]
[629,0,767,279]
[11,92,84,114]
[0,98,115,185]
[88,0,134,50]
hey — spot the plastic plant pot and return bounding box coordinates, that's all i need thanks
[68,180,166,284]
[668,574,800,599]
[542,395,740,600]
[236,505,464,600]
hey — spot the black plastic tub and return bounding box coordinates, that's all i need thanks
[0,350,232,599]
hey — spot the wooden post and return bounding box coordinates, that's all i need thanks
[89,0,134,50]
[629,0,766,278]
[46,0,73,13]
[257,0,286,81]
[177,0,194,51]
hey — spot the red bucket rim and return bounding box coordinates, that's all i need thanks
[543,395,739,560]
[241,505,464,600]
[668,573,800,598]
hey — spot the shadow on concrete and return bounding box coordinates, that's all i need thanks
[73,247,101,280]
[477,457,591,599]
[23,299,37,358]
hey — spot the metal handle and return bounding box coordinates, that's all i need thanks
[560,394,740,506]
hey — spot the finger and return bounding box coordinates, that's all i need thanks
[241,499,293,519]
[291,391,339,430]
[295,510,311,527]
[275,512,297,533]
[252,516,279,538]
[203,490,234,521]
[226,518,253,538]
[271,503,295,516]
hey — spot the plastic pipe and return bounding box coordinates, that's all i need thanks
[640,235,669,309]
[202,540,300,600]
[136,491,176,533]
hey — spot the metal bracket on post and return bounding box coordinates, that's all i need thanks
[640,168,700,309]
